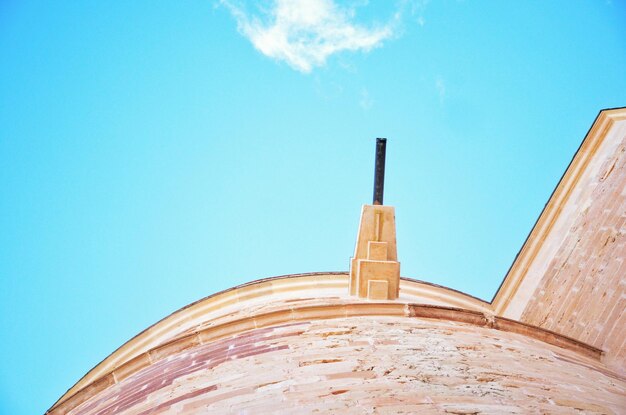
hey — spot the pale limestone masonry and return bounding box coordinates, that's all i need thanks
[55,315,624,414]
[349,205,400,300]
[494,107,626,374]
[48,108,626,414]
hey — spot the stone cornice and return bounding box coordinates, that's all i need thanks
[51,272,495,410]
[48,300,605,415]
[50,261,613,413]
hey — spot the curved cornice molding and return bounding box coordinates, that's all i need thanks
[48,301,604,415]
[49,272,608,414]
[52,272,493,410]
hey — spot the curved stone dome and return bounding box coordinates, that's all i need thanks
[48,273,624,415]
[48,108,626,414]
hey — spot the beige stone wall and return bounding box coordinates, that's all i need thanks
[63,316,624,415]
[494,108,626,374]
[520,126,626,370]
[55,273,493,404]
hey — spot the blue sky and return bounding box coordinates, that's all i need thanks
[1,1,625,413]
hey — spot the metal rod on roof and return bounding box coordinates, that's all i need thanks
[373,138,387,205]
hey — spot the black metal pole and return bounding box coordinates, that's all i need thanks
[373,138,387,205]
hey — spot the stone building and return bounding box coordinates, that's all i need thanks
[48,108,626,414]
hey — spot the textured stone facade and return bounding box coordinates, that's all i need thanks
[62,317,624,414]
[494,108,626,374]
[520,127,626,368]
[54,273,494,404]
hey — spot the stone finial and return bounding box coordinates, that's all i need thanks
[349,205,400,300]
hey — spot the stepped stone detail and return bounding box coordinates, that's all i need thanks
[349,205,400,300]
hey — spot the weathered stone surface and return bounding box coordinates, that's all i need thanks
[55,273,494,405]
[65,317,625,415]
[494,108,626,374]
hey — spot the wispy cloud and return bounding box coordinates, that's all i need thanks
[435,75,446,104]
[359,87,374,110]
[408,0,429,26]
[220,0,398,73]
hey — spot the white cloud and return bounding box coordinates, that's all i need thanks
[220,0,397,73]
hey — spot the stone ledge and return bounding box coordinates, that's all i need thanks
[47,302,605,415]
[53,272,494,408]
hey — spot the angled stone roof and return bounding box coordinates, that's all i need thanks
[493,107,626,373]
